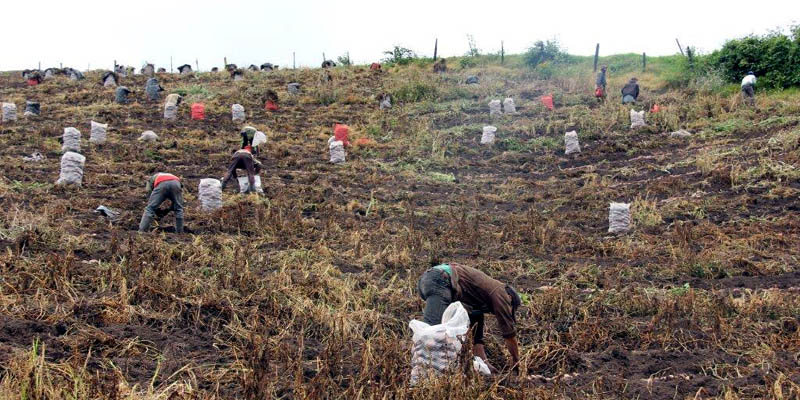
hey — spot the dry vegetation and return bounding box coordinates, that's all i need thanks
[0,58,798,399]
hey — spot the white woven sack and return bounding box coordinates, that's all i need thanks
[232,104,245,122]
[237,175,263,193]
[62,127,81,153]
[489,100,502,116]
[564,131,580,155]
[608,202,631,234]
[328,136,345,164]
[1,102,17,122]
[56,152,86,186]
[481,126,497,145]
[90,121,108,144]
[630,110,646,129]
[198,179,222,212]
[503,98,516,114]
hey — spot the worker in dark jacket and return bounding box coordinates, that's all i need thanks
[221,147,263,193]
[418,262,522,373]
[138,173,184,233]
[595,65,607,101]
[621,78,639,104]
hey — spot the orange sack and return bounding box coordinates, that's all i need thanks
[541,95,554,110]
[191,103,205,120]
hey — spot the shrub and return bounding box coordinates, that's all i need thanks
[524,40,568,68]
[393,82,438,103]
[383,46,417,65]
[710,27,800,89]
[337,53,352,66]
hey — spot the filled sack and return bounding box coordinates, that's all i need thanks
[481,126,497,145]
[1,102,17,122]
[198,178,222,211]
[489,100,502,116]
[232,104,245,122]
[24,101,40,116]
[409,301,469,386]
[237,175,263,193]
[564,131,580,155]
[503,97,516,114]
[138,130,159,142]
[608,202,631,234]
[328,136,345,164]
[55,152,86,186]
[62,127,81,153]
[630,109,646,129]
[89,121,108,144]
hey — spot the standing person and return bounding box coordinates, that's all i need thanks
[595,65,607,102]
[417,262,522,373]
[741,71,756,106]
[221,147,263,193]
[621,77,640,104]
[138,173,184,233]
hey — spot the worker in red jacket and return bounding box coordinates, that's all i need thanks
[138,173,184,233]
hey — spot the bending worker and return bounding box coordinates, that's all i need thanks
[221,146,263,193]
[138,172,184,233]
[621,77,640,104]
[418,262,522,373]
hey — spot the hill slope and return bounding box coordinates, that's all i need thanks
[1,59,799,399]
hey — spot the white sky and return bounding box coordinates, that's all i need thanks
[2,0,797,71]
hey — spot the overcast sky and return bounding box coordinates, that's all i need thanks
[2,0,797,71]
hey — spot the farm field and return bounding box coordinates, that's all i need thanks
[1,56,799,399]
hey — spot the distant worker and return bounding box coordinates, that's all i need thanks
[240,126,262,156]
[741,71,756,106]
[138,173,184,233]
[221,146,263,193]
[418,262,522,373]
[595,65,607,101]
[621,77,639,104]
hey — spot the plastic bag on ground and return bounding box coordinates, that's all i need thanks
[541,95,554,110]
[328,136,345,164]
[630,110,646,129]
[115,86,130,104]
[23,152,44,162]
[380,95,392,110]
[90,121,108,144]
[2,102,17,122]
[409,301,469,386]
[503,98,516,114]
[473,356,491,376]
[608,202,631,234]
[252,130,267,148]
[481,126,497,145]
[670,129,691,138]
[237,175,263,193]
[56,152,86,186]
[564,131,580,155]
[198,179,222,212]
[489,100,502,116]
[138,130,159,142]
[62,127,81,153]
[232,104,245,122]
[24,101,40,116]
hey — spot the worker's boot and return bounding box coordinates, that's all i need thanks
[138,213,154,232]
[175,218,184,234]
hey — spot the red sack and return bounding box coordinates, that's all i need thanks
[541,95,554,111]
[595,87,604,98]
[191,103,205,120]
[650,104,661,113]
[27,79,39,86]
[370,63,381,71]
[334,123,350,146]
[265,100,279,111]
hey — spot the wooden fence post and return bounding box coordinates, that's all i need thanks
[642,52,646,72]
[593,43,600,72]
[501,41,505,65]
[433,38,438,61]
[293,52,296,70]
[676,39,685,56]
